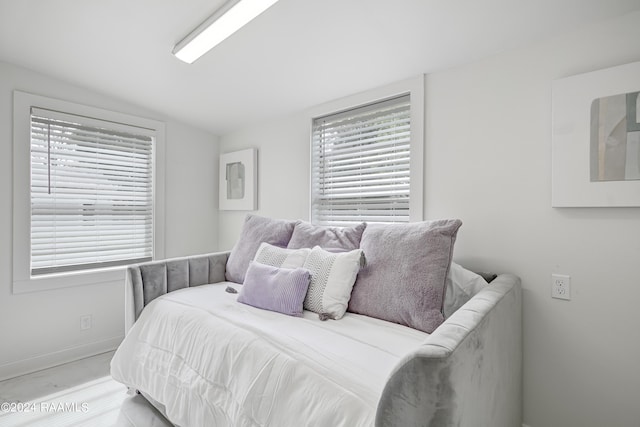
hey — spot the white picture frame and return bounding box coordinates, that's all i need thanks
[552,61,640,207]
[219,148,257,210]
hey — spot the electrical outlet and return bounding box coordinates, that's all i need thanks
[551,274,571,300]
[80,315,92,330]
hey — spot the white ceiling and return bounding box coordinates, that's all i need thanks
[1,0,639,135]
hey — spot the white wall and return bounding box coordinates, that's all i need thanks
[218,117,311,249]
[218,11,640,427]
[0,61,219,380]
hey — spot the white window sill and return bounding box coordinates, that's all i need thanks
[12,267,126,294]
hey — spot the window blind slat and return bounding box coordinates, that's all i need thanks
[316,170,410,184]
[32,167,152,183]
[314,99,410,128]
[313,140,410,157]
[312,123,410,148]
[30,135,152,157]
[31,107,155,137]
[30,110,154,275]
[312,146,409,164]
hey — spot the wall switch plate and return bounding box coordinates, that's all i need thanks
[551,274,571,300]
[80,314,92,330]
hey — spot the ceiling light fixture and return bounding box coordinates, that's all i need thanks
[173,0,280,64]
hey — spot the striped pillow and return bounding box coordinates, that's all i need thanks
[238,261,311,317]
[302,246,363,319]
[254,242,311,269]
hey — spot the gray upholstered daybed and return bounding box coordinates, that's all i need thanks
[111,217,522,427]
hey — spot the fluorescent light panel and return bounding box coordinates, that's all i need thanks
[173,0,280,64]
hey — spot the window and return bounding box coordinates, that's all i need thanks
[13,92,165,293]
[30,108,154,275]
[311,94,415,225]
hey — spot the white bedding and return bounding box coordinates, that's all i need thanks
[110,282,427,427]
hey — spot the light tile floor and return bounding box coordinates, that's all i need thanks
[0,352,172,427]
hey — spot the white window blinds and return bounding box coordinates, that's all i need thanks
[311,94,411,226]
[30,107,154,275]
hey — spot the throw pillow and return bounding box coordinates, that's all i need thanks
[238,261,310,317]
[254,242,311,269]
[443,262,489,318]
[225,214,296,284]
[302,246,363,319]
[287,221,366,251]
[348,219,462,333]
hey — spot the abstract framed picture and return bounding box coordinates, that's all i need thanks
[219,148,257,210]
[552,61,640,207]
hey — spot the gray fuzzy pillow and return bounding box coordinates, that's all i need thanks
[347,219,462,333]
[225,215,296,283]
[287,221,366,251]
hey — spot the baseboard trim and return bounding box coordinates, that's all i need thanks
[0,335,123,382]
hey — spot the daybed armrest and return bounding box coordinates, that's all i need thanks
[376,274,522,427]
[124,251,231,333]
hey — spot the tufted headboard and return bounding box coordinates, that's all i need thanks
[124,251,231,332]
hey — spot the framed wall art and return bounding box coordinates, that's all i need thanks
[219,148,257,210]
[552,61,640,207]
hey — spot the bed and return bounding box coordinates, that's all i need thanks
[110,250,522,427]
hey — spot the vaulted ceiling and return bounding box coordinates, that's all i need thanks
[1,0,639,135]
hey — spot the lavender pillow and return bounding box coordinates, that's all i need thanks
[348,219,462,333]
[225,214,296,283]
[237,261,310,317]
[287,221,366,251]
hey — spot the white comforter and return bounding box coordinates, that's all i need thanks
[110,282,427,427]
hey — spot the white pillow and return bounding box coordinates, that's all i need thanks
[253,242,311,269]
[302,246,363,319]
[443,262,489,318]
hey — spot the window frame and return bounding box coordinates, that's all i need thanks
[308,76,424,224]
[12,91,166,294]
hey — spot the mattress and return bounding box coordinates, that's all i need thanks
[110,282,427,427]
